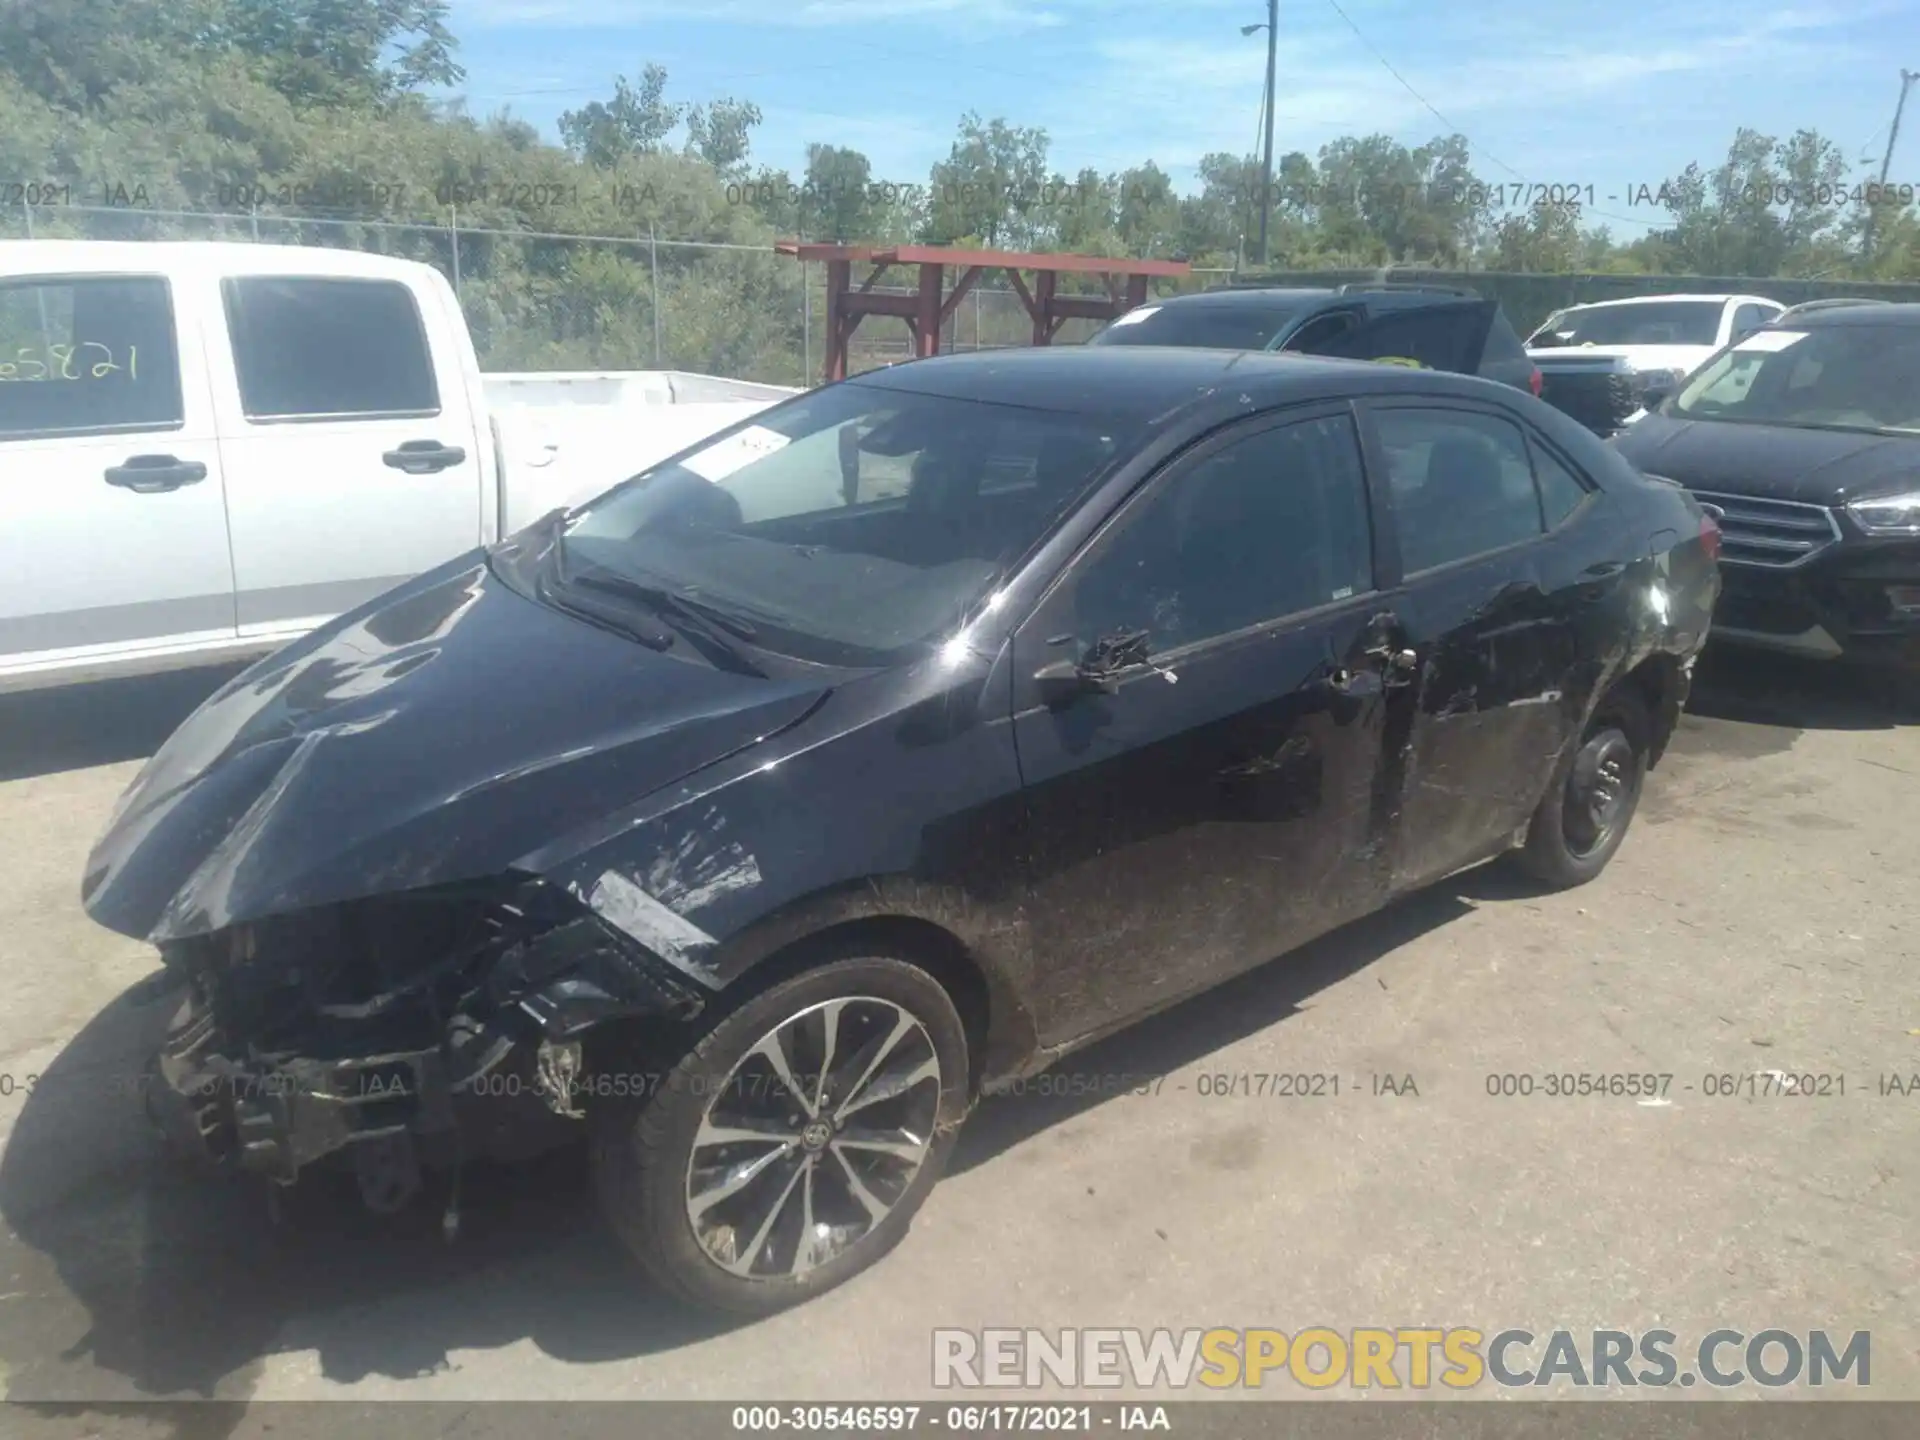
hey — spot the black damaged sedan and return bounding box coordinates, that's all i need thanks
[82,346,1719,1315]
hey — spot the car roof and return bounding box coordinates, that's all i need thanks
[0,238,442,285]
[1152,287,1336,311]
[846,345,1512,423]
[1550,293,1765,311]
[1770,301,1920,327]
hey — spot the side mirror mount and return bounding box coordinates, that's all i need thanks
[1638,376,1677,411]
[1033,630,1155,704]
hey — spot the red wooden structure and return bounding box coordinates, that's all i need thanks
[775,242,1192,384]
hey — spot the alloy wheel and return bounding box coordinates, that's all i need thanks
[684,997,942,1280]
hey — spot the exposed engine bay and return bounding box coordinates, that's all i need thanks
[144,879,705,1217]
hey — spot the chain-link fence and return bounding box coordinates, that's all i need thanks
[15,198,1920,383]
[1,199,1234,385]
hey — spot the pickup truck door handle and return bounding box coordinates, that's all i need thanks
[104,455,209,494]
[383,440,468,475]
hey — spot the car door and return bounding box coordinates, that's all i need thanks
[0,270,236,687]
[1009,406,1417,1047]
[207,273,484,639]
[1313,299,1500,378]
[1359,401,1591,892]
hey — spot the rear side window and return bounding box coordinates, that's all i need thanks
[1732,302,1775,337]
[1529,441,1591,527]
[1372,408,1543,573]
[225,276,439,420]
[0,276,183,439]
[1315,301,1494,376]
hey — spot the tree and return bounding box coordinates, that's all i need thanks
[684,97,762,178]
[1489,199,1584,272]
[560,64,683,168]
[924,112,1050,248]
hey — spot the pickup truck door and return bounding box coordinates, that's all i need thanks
[0,270,237,687]
[205,273,485,638]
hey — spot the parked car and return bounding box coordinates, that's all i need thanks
[1527,293,1784,437]
[1089,282,1542,395]
[1773,298,1892,322]
[0,240,794,694]
[1614,303,1920,683]
[86,346,1720,1315]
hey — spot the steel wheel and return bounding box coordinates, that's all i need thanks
[1562,726,1635,860]
[684,996,942,1280]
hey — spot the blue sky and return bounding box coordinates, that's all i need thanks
[445,0,1920,236]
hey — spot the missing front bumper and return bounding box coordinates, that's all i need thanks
[143,898,707,1201]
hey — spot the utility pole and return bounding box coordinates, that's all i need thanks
[1259,0,1277,268]
[1867,68,1917,262]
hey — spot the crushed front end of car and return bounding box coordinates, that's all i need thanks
[142,877,705,1214]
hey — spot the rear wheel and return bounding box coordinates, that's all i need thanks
[591,955,969,1316]
[1511,687,1650,889]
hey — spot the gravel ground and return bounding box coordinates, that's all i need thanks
[0,648,1912,1424]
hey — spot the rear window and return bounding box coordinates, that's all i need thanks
[1089,302,1298,351]
[224,276,440,420]
[0,276,183,439]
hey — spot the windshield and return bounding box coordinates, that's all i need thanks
[1667,324,1920,433]
[1088,302,1298,350]
[1530,301,1722,348]
[555,383,1134,667]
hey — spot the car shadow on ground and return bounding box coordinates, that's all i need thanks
[0,665,248,782]
[0,864,1505,1405]
[1683,645,1916,733]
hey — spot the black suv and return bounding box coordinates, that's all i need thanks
[1089,281,1543,396]
[1616,303,1920,683]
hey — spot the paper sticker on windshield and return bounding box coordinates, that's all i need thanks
[1106,306,1161,328]
[683,425,791,482]
[1733,330,1808,352]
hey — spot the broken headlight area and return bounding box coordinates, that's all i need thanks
[143,879,704,1213]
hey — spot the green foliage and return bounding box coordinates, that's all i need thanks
[7,0,1920,382]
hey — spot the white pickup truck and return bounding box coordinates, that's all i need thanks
[0,240,798,693]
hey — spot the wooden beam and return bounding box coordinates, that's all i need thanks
[915,261,943,358]
[939,265,985,326]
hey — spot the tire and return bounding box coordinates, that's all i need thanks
[1511,686,1650,890]
[590,954,970,1316]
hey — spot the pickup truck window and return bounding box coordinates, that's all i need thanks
[224,276,440,421]
[0,276,183,440]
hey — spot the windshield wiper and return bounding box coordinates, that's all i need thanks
[1674,413,1900,436]
[569,568,768,676]
[534,568,675,651]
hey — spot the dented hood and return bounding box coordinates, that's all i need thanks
[81,553,830,944]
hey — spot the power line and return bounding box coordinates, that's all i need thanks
[1317,0,1648,230]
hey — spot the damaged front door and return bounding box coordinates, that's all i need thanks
[1008,407,1407,1047]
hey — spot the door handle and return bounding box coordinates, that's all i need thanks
[104,455,209,493]
[383,440,468,474]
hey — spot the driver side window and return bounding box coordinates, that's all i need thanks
[1067,412,1374,656]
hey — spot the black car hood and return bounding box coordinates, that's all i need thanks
[81,553,830,944]
[1615,413,1920,505]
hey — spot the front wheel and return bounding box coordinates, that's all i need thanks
[1511,687,1649,889]
[591,955,970,1316]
